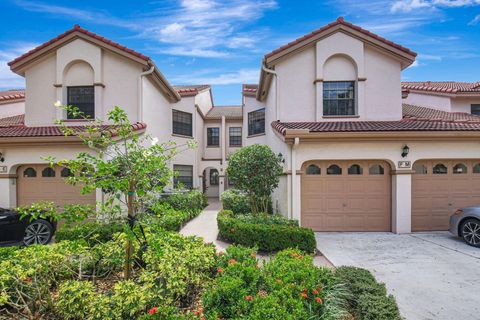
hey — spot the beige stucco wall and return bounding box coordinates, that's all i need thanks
[0,101,25,118]
[403,92,452,111]
[451,97,480,113]
[226,120,243,157]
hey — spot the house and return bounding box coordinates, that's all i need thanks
[242,17,480,234]
[0,24,238,209]
[2,18,480,235]
[402,81,480,114]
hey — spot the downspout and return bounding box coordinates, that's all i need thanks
[137,66,155,123]
[290,137,300,219]
[262,62,279,121]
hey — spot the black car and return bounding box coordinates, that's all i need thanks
[0,208,56,246]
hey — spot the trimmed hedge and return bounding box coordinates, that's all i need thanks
[55,221,125,245]
[217,210,316,253]
[335,266,401,320]
[220,189,250,214]
[162,189,207,215]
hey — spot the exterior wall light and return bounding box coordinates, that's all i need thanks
[277,153,285,163]
[401,145,409,158]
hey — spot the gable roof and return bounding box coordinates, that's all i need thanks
[173,85,211,97]
[271,104,480,138]
[264,17,416,66]
[257,17,417,102]
[0,90,25,104]
[205,106,242,120]
[8,25,180,102]
[402,81,480,95]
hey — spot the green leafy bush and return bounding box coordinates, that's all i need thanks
[162,190,207,216]
[55,221,125,245]
[220,189,251,214]
[202,247,349,319]
[217,210,316,253]
[227,144,283,213]
[146,202,190,231]
[335,266,401,320]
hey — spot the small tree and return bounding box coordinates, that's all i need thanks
[226,144,283,213]
[44,104,194,278]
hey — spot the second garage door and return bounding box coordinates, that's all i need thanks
[301,160,391,232]
[17,164,96,207]
[412,160,480,231]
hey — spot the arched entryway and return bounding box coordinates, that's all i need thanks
[202,167,220,198]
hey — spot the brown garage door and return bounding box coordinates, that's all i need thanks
[412,160,480,231]
[17,164,96,207]
[301,160,391,232]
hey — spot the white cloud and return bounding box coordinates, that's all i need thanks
[391,0,480,13]
[0,42,37,89]
[170,68,259,85]
[160,47,229,58]
[469,14,480,25]
[418,54,442,61]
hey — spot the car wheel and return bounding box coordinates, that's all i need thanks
[460,218,480,248]
[23,220,54,245]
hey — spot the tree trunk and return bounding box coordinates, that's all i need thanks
[124,182,135,279]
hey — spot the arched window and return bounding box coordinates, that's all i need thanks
[473,163,480,174]
[306,164,321,175]
[42,167,56,177]
[453,163,467,174]
[327,164,342,175]
[23,167,37,178]
[61,168,73,178]
[369,164,384,175]
[210,169,219,186]
[413,163,427,174]
[348,164,363,175]
[433,164,447,174]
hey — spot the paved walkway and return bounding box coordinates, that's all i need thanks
[180,199,332,267]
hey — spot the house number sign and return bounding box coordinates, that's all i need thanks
[398,161,411,169]
[0,166,7,173]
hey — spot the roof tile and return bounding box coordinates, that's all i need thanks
[402,81,480,94]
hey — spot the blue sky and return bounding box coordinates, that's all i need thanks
[0,0,479,105]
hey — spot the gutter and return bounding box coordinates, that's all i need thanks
[138,66,155,123]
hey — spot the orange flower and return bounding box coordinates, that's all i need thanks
[228,259,237,265]
[251,252,257,258]
[313,289,319,295]
[217,267,223,273]
[194,308,204,316]
[148,307,158,315]
[300,293,308,299]
[23,277,32,283]
[245,295,253,301]
[315,297,323,304]
[275,279,282,283]
[230,228,235,232]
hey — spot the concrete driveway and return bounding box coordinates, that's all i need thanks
[315,232,480,320]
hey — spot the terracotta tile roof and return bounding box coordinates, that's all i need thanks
[265,17,417,60]
[0,89,25,103]
[271,104,480,135]
[0,114,146,138]
[173,85,211,96]
[8,25,149,67]
[0,114,25,127]
[205,106,242,119]
[402,81,480,94]
[403,104,480,122]
[242,84,258,96]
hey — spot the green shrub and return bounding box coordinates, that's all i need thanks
[55,280,97,319]
[220,189,251,214]
[55,221,125,245]
[335,266,401,320]
[146,202,190,231]
[217,211,316,253]
[0,246,20,260]
[203,248,349,320]
[162,189,207,216]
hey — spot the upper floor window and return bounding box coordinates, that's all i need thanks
[172,110,192,137]
[248,108,265,136]
[67,86,95,119]
[173,165,193,189]
[323,81,355,116]
[229,127,242,146]
[471,104,480,115]
[207,128,220,146]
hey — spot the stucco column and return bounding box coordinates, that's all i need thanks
[0,176,14,208]
[391,171,413,234]
[221,116,226,163]
[219,175,225,196]
[291,138,301,221]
